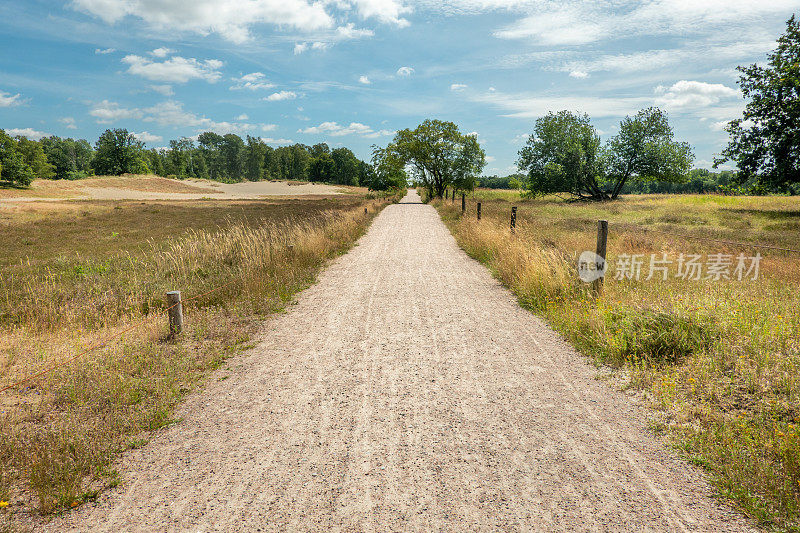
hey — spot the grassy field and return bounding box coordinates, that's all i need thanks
[434,190,800,531]
[0,191,400,527]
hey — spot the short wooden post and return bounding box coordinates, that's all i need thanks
[452,190,455,203]
[477,202,481,220]
[593,220,608,297]
[510,206,517,232]
[364,207,368,214]
[461,193,466,214]
[166,291,183,336]
[445,189,448,200]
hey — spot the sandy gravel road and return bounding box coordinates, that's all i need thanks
[45,190,753,532]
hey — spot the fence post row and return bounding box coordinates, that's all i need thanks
[593,220,608,297]
[461,193,466,214]
[510,206,517,232]
[477,202,481,220]
[166,290,184,336]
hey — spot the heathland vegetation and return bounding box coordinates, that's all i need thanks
[0,191,402,523]
[433,191,800,530]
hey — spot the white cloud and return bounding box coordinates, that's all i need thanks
[260,137,294,145]
[149,84,174,96]
[122,54,223,83]
[450,83,467,91]
[294,42,308,54]
[396,66,414,76]
[6,128,50,140]
[569,70,588,79]
[265,91,297,101]
[72,0,334,43]
[236,113,249,120]
[0,91,22,107]
[359,75,371,84]
[473,90,651,119]
[492,0,800,46]
[336,23,375,39]
[349,0,411,26]
[299,121,392,138]
[59,117,78,130]
[230,72,275,91]
[150,47,175,58]
[142,101,263,135]
[654,80,740,109]
[261,124,278,131]
[94,47,116,54]
[294,41,330,53]
[133,131,163,143]
[89,99,143,123]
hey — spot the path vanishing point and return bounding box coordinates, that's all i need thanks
[47,190,753,532]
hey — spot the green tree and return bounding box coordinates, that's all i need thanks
[15,137,54,179]
[388,119,485,198]
[167,138,195,178]
[42,136,94,179]
[517,111,604,199]
[331,147,360,185]
[518,108,693,200]
[220,134,245,181]
[92,129,148,176]
[715,16,800,191]
[0,130,35,186]
[308,153,336,182]
[605,107,694,198]
[368,145,408,190]
[244,136,268,181]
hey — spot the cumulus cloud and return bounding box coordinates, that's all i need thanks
[450,83,467,91]
[396,66,414,76]
[122,54,223,83]
[569,70,588,79]
[236,113,249,121]
[265,91,297,101]
[260,137,294,145]
[94,47,116,54]
[149,84,174,96]
[349,0,411,27]
[299,121,392,138]
[72,0,334,43]
[150,47,175,58]
[133,131,163,143]
[59,117,78,130]
[5,128,50,140]
[359,75,371,84]
[654,80,740,109]
[90,99,143,123]
[230,72,275,91]
[0,91,22,107]
[336,23,375,39]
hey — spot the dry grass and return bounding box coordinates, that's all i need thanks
[435,191,800,531]
[0,175,221,199]
[0,191,402,527]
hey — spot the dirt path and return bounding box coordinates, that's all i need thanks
[45,190,753,532]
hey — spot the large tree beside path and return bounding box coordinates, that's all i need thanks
[388,119,486,198]
[517,107,694,200]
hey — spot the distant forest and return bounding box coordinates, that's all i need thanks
[0,128,389,189]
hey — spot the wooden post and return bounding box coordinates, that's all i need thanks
[452,190,455,203]
[593,220,608,297]
[461,193,466,214]
[510,206,517,232]
[166,291,183,336]
[364,207,368,214]
[445,189,449,200]
[477,202,481,220]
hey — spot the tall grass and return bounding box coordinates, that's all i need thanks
[435,193,800,531]
[0,193,399,524]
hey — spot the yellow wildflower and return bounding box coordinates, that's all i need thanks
[0,501,8,509]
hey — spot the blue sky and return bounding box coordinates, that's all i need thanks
[1,0,798,175]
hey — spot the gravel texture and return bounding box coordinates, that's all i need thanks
[44,190,754,532]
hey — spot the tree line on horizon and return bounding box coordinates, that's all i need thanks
[0,128,405,191]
